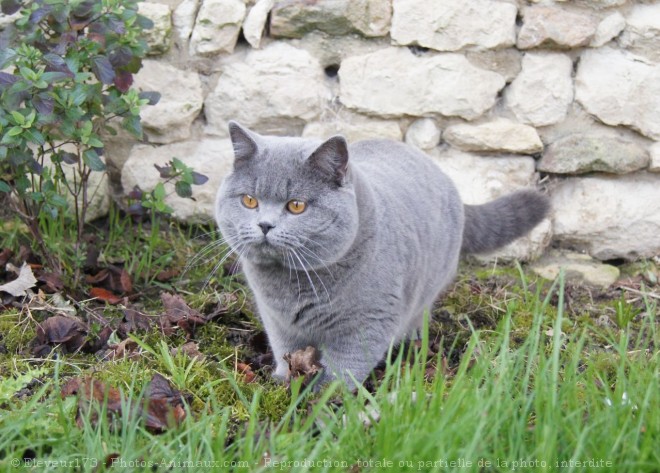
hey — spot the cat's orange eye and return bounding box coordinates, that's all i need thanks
[241,194,258,209]
[286,200,306,214]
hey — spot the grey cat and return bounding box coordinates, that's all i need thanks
[215,122,549,387]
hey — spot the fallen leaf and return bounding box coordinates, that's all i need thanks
[118,308,154,337]
[85,265,132,295]
[35,315,87,354]
[36,270,64,293]
[159,292,206,338]
[89,287,122,304]
[155,268,179,282]
[108,338,139,359]
[0,262,37,297]
[236,362,257,383]
[61,374,186,433]
[143,373,187,432]
[170,341,205,361]
[284,346,323,387]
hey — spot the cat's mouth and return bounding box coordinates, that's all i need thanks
[246,239,285,263]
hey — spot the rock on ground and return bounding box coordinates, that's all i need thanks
[530,249,620,288]
[550,173,660,260]
[339,48,505,120]
[538,134,649,174]
[575,48,660,140]
[390,0,516,51]
[205,43,329,137]
[443,120,543,154]
[121,139,235,223]
[133,61,204,144]
[428,149,551,261]
[505,52,574,127]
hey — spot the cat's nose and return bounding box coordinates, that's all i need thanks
[258,222,275,235]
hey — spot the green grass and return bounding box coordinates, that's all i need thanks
[0,271,658,472]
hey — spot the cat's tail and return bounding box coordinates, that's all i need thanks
[461,190,550,254]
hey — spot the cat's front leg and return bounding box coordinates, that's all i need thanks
[318,340,389,388]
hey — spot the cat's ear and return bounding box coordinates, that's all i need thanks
[228,121,259,166]
[307,135,349,185]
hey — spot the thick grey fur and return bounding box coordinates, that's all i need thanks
[215,122,549,387]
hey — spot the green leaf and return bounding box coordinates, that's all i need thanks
[48,194,68,209]
[152,182,166,201]
[122,115,142,139]
[7,126,23,137]
[83,149,106,171]
[175,181,192,199]
[87,137,104,148]
[24,129,45,146]
[10,111,25,125]
[0,180,10,193]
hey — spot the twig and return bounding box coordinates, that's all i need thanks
[617,286,660,301]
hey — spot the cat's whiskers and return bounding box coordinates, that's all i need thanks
[184,234,239,276]
[201,241,243,291]
[296,244,336,282]
[294,249,332,304]
[285,248,303,305]
[289,248,322,303]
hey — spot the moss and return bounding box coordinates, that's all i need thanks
[0,310,36,354]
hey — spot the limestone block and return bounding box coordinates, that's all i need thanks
[429,149,550,261]
[391,0,516,51]
[205,43,329,137]
[649,143,660,173]
[190,0,246,56]
[575,48,660,140]
[443,119,543,154]
[466,49,522,83]
[405,119,441,151]
[243,0,274,48]
[138,2,173,55]
[270,0,391,38]
[339,48,505,120]
[517,5,598,49]
[619,3,660,62]
[133,60,204,144]
[302,114,402,142]
[505,52,574,127]
[173,0,200,42]
[121,139,235,222]
[550,173,660,260]
[531,249,620,288]
[590,12,625,47]
[538,134,649,174]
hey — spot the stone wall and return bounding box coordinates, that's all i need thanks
[13,0,660,263]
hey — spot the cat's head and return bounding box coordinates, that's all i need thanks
[215,122,359,269]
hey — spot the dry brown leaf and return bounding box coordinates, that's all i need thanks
[0,262,37,297]
[236,362,257,383]
[89,287,122,305]
[170,341,205,361]
[284,346,323,387]
[61,374,186,433]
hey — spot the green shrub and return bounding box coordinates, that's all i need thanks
[0,0,157,279]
